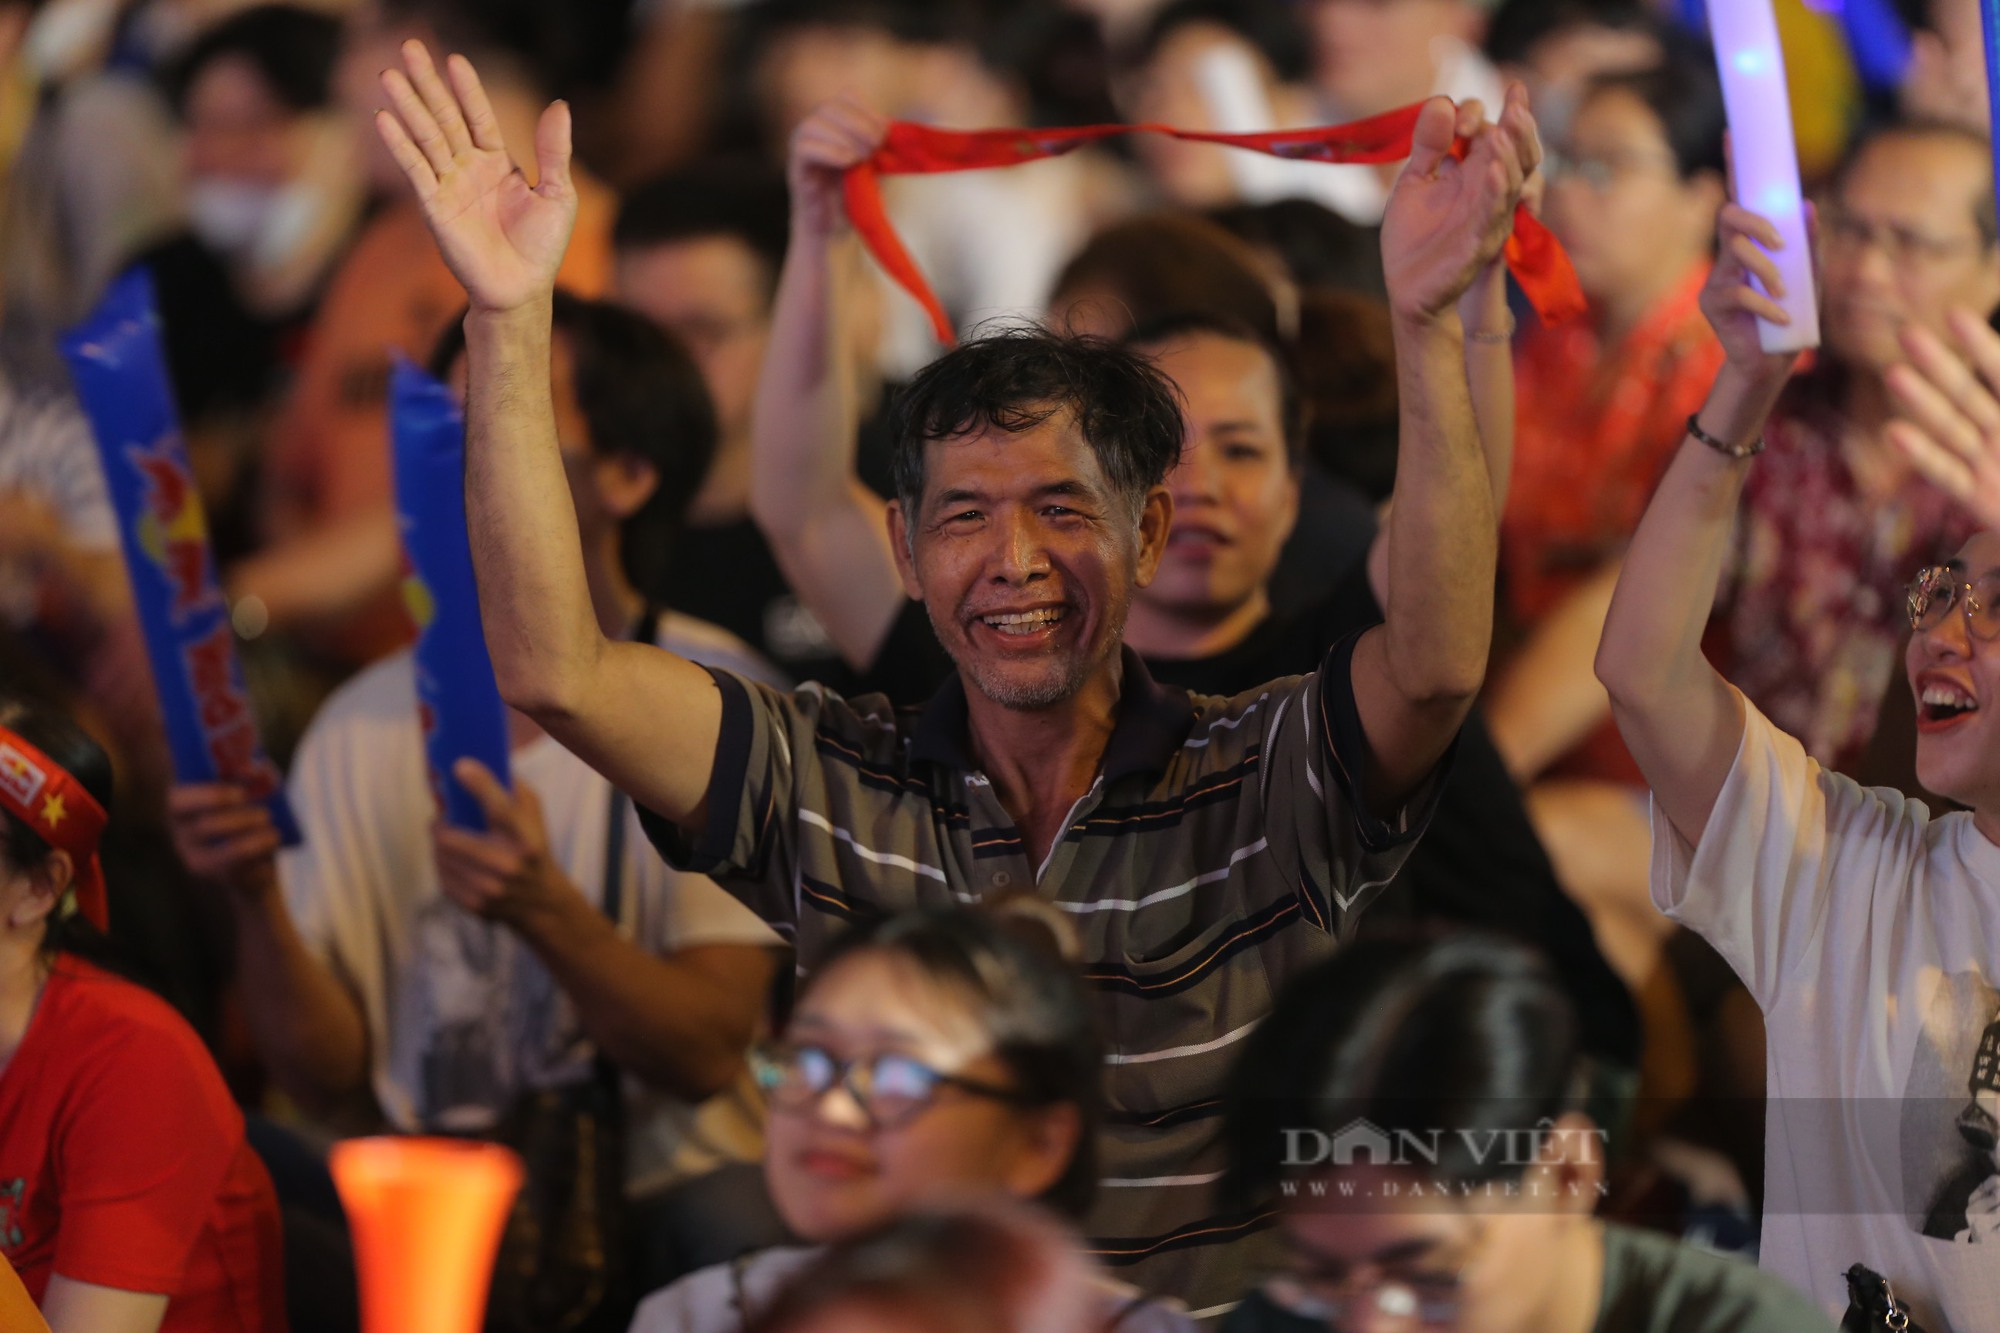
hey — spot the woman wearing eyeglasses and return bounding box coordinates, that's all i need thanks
[1220,932,1833,1333]
[627,903,1193,1333]
[1596,182,2000,1324]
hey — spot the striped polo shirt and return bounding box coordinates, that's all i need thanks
[641,635,1440,1320]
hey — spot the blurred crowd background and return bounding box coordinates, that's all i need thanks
[1,0,1994,1329]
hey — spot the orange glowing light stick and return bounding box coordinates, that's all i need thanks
[331,1137,523,1333]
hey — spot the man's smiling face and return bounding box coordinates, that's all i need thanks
[889,410,1170,711]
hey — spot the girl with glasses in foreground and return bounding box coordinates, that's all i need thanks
[1222,932,1831,1332]
[628,904,1192,1332]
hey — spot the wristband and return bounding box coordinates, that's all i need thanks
[1686,411,1764,459]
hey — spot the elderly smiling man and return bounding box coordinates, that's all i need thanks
[372,40,1537,1315]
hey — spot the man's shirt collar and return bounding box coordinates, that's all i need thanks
[909,646,1196,784]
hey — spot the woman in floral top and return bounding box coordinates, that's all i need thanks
[1717,375,1976,776]
[1710,120,2000,776]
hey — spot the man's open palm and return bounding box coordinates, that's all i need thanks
[375,41,575,313]
[1381,85,1538,321]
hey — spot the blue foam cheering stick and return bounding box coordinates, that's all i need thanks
[390,359,511,831]
[60,267,301,842]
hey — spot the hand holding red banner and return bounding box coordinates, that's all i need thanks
[841,97,1585,345]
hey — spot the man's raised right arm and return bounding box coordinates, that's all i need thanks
[377,42,718,827]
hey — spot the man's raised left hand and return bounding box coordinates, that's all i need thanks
[1381,85,1539,325]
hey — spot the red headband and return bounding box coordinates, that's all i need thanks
[842,101,1587,347]
[0,726,110,930]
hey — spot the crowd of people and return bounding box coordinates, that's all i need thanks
[2,0,1999,1330]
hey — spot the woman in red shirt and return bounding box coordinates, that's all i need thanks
[0,696,286,1333]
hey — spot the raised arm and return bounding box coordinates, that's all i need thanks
[1595,204,1804,846]
[1363,102,1519,609]
[375,42,719,829]
[1455,95,1523,517]
[1347,88,1537,811]
[747,99,906,670]
[1364,253,1515,608]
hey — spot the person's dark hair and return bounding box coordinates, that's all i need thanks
[978,2,1120,126]
[802,903,1104,1218]
[887,326,1184,532]
[747,1202,1092,1333]
[429,293,718,604]
[1208,198,1387,300]
[613,161,791,299]
[1833,118,2000,247]
[1296,289,1400,502]
[745,0,978,48]
[1224,931,1583,1208]
[373,0,576,96]
[1483,0,1659,68]
[0,695,114,956]
[1051,212,1283,343]
[164,4,341,117]
[1124,310,1305,467]
[1126,0,1314,84]
[1577,40,1725,182]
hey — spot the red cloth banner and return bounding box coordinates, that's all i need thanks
[0,725,111,930]
[842,101,1587,345]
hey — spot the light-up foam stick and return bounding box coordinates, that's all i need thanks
[1708,0,1820,352]
[332,1137,522,1333]
[1981,2,2000,211]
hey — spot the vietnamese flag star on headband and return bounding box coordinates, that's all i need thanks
[841,101,1588,346]
[0,726,111,930]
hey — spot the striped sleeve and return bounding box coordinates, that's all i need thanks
[1259,631,1451,937]
[636,668,811,934]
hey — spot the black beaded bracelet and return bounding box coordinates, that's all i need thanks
[1686,411,1765,459]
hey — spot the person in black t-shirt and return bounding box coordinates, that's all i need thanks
[747,100,1637,1069]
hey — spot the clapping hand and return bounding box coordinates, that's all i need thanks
[1381,84,1540,324]
[373,41,574,313]
[1886,309,2000,532]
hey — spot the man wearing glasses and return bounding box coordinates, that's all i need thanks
[1596,175,2000,1325]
